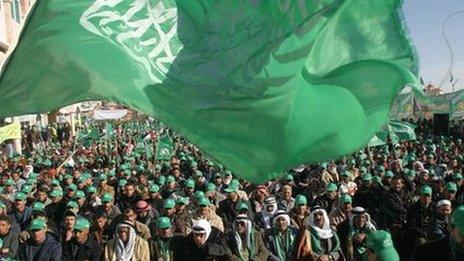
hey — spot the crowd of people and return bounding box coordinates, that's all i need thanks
[0,118,463,260]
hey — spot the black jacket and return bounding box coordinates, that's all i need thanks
[413,236,464,261]
[405,200,435,240]
[62,236,101,261]
[171,226,231,261]
[19,233,62,261]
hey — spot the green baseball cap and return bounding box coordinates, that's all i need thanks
[87,186,97,194]
[74,190,85,199]
[154,164,162,171]
[194,191,205,200]
[446,182,458,192]
[64,174,72,180]
[166,175,176,184]
[22,185,33,194]
[51,179,60,186]
[50,189,63,197]
[177,197,189,205]
[15,192,27,201]
[341,171,352,177]
[66,201,79,209]
[420,185,432,196]
[224,183,238,193]
[339,194,352,204]
[326,183,338,192]
[185,179,195,189]
[149,184,160,193]
[67,184,77,191]
[32,202,45,212]
[74,218,91,231]
[156,216,172,229]
[163,198,176,209]
[29,218,47,231]
[0,202,6,209]
[236,201,249,211]
[453,173,463,180]
[99,174,107,181]
[5,179,14,186]
[101,193,113,203]
[206,183,216,192]
[118,179,128,187]
[198,197,211,207]
[295,195,307,206]
[194,170,203,178]
[366,230,399,261]
[157,176,166,186]
[451,206,464,235]
[108,170,116,177]
[362,174,373,181]
[285,174,294,181]
[384,171,394,178]
[373,176,383,186]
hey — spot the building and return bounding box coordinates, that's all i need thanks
[0,0,35,62]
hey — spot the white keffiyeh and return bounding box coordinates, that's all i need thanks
[308,208,333,239]
[116,223,137,261]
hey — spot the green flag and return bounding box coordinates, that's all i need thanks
[155,135,173,161]
[0,0,418,182]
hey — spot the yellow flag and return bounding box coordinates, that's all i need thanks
[0,122,21,144]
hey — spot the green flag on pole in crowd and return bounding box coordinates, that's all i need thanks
[155,135,173,161]
[0,0,418,182]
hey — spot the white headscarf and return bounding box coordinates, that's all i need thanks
[192,219,212,241]
[234,214,253,254]
[272,210,290,226]
[115,223,137,261]
[349,207,376,231]
[308,208,333,239]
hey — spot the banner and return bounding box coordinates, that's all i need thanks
[155,135,174,161]
[0,122,21,144]
[93,109,128,120]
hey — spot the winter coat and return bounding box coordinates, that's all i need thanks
[171,226,231,261]
[405,200,435,240]
[62,236,101,261]
[226,230,268,261]
[104,235,150,261]
[263,227,300,261]
[413,236,464,261]
[18,233,62,261]
[427,215,449,242]
[0,230,19,259]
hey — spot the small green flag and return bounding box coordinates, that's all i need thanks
[155,135,173,161]
[0,0,418,182]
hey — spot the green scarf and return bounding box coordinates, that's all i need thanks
[157,237,171,261]
[310,227,341,255]
[272,229,295,261]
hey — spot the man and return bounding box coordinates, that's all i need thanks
[329,194,353,229]
[263,210,300,261]
[338,206,376,261]
[254,196,277,230]
[308,206,342,260]
[217,185,240,230]
[413,205,464,260]
[172,219,231,260]
[95,193,121,223]
[60,210,77,242]
[45,189,66,224]
[278,185,295,212]
[172,197,191,236]
[149,216,175,260]
[191,197,224,232]
[104,221,150,261]
[313,183,338,213]
[12,192,32,231]
[123,207,152,241]
[162,198,177,219]
[427,199,452,242]
[405,185,435,252]
[91,211,111,257]
[98,173,115,198]
[290,194,310,229]
[380,176,409,254]
[117,181,142,212]
[226,214,268,260]
[353,174,376,213]
[135,200,158,228]
[147,184,163,211]
[0,215,19,259]
[364,230,400,261]
[19,218,61,261]
[62,218,101,261]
